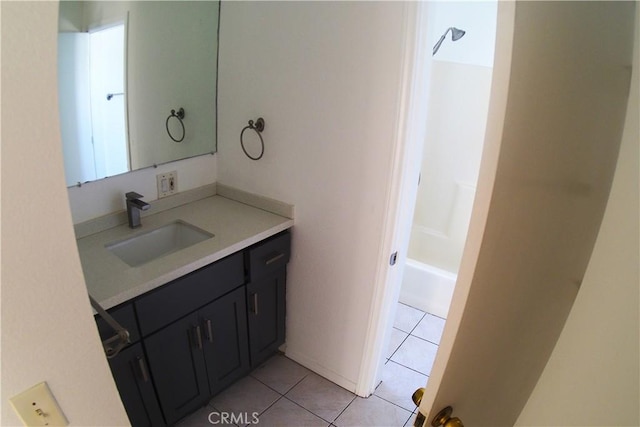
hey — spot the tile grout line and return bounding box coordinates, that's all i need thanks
[250,368,311,396]
[330,394,358,426]
[386,329,412,361]
[407,312,427,335]
[278,394,337,426]
[372,392,420,415]
[247,369,324,424]
[261,369,356,426]
[407,332,442,347]
[388,358,432,377]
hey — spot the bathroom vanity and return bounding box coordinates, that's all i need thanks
[83,188,293,426]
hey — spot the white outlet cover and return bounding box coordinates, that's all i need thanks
[9,382,68,426]
[157,171,177,198]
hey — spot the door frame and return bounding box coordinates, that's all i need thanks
[355,0,515,401]
[355,0,433,396]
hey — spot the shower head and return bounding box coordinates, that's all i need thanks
[432,27,466,56]
[451,27,466,41]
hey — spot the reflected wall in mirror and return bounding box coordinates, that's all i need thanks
[58,1,219,187]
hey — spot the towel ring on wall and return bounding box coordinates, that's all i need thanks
[240,117,265,160]
[166,107,185,142]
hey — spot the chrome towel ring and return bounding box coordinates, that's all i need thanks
[166,107,185,142]
[240,117,265,160]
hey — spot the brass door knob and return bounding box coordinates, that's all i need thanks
[411,388,426,427]
[412,388,425,406]
[431,406,464,427]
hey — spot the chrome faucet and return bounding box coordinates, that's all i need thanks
[125,192,150,228]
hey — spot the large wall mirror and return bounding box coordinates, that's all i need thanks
[58,1,219,187]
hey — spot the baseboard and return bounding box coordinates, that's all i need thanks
[284,349,360,396]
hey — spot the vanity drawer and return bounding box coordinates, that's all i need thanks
[95,303,140,345]
[135,253,244,336]
[248,232,291,279]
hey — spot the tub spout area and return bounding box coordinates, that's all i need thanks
[399,259,456,319]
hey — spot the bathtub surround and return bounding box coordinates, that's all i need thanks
[402,1,494,339]
[407,1,496,275]
[408,56,493,275]
[399,259,456,319]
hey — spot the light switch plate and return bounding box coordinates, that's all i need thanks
[157,171,177,198]
[9,382,68,426]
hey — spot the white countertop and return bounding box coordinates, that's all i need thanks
[77,195,294,310]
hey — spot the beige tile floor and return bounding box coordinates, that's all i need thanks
[177,302,445,427]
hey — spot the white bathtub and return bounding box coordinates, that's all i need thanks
[398,259,457,319]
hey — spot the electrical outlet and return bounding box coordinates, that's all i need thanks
[157,171,177,198]
[9,382,68,426]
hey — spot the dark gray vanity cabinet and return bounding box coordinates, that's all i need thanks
[246,232,290,366]
[247,270,286,366]
[143,287,250,425]
[95,304,165,427]
[107,343,165,427]
[142,312,209,424]
[136,253,247,425]
[95,231,290,427]
[199,287,251,395]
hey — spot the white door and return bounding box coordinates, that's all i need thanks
[412,2,635,426]
[58,32,95,186]
[88,23,129,178]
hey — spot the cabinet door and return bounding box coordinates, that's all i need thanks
[108,343,165,427]
[246,269,286,366]
[200,287,250,395]
[144,313,209,425]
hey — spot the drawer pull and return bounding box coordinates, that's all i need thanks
[206,319,214,343]
[194,326,203,350]
[252,293,259,315]
[137,356,149,383]
[265,253,285,266]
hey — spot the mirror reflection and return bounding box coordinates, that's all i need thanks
[57,1,219,187]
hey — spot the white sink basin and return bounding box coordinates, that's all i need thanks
[106,220,214,267]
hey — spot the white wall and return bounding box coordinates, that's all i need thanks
[217,1,407,390]
[1,2,129,425]
[516,6,639,425]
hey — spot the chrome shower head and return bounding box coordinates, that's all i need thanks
[451,27,466,41]
[432,27,467,56]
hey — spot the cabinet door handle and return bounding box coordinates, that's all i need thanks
[252,293,259,315]
[194,325,203,350]
[265,253,284,266]
[136,356,149,383]
[206,319,213,343]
